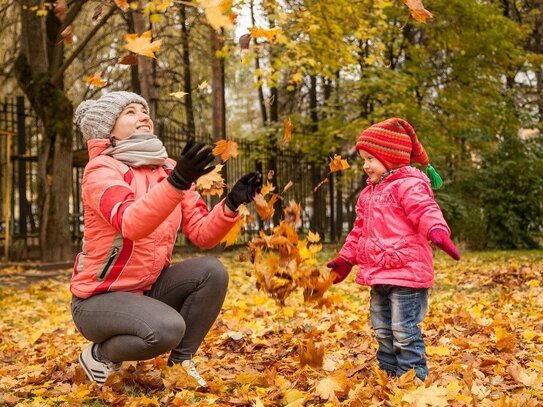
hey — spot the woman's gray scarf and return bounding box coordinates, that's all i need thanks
[101,133,168,168]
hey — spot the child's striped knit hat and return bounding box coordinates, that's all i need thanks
[356,118,443,188]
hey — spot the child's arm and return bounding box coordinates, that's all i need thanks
[399,179,460,260]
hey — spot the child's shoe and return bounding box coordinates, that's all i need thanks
[78,343,122,385]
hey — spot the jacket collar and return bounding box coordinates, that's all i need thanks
[87,139,113,160]
[367,166,429,187]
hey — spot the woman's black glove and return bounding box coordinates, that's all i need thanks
[225,172,263,211]
[168,139,216,190]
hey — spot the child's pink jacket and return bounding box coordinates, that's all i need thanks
[339,166,450,288]
[71,139,238,299]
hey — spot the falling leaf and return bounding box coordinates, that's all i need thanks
[261,182,276,197]
[403,0,433,23]
[124,31,162,59]
[307,231,320,243]
[254,194,278,220]
[169,90,188,99]
[213,140,239,161]
[60,25,73,45]
[402,384,449,407]
[282,180,294,195]
[313,177,328,192]
[239,34,251,50]
[85,72,107,88]
[221,218,244,247]
[198,80,209,90]
[283,117,293,146]
[114,0,130,12]
[329,154,349,173]
[199,0,234,32]
[249,26,283,43]
[54,0,68,21]
[117,54,138,65]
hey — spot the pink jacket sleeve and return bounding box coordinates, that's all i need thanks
[338,191,365,264]
[83,157,186,241]
[398,178,450,239]
[180,193,240,249]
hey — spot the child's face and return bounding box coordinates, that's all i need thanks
[111,103,154,140]
[359,150,388,183]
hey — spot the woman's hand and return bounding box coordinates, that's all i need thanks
[225,172,263,212]
[168,139,216,190]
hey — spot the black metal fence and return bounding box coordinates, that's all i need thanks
[1,97,363,259]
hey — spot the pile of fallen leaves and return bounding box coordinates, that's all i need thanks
[1,250,542,406]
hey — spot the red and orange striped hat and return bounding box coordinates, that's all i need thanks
[356,118,429,171]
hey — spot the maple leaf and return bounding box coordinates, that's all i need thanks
[307,231,320,243]
[124,31,162,59]
[403,0,433,23]
[283,117,293,146]
[261,182,276,197]
[298,337,324,368]
[213,140,239,161]
[85,72,107,88]
[199,0,234,32]
[114,0,130,12]
[221,218,244,247]
[493,326,516,351]
[402,384,449,407]
[507,364,540,387]
[169,90,188,99]
[198,80,209,90]
[249,26,284,43]
[315,374,348,401]
[254,193,278,220]
[329,154,350,173]
[426,345,450,356]
[196,164,225,196]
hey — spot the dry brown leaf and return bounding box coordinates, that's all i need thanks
[283,117,293,146]
[298,338,324,368]
[117,54,138,65]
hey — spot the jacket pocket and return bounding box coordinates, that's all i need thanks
[97,246,120,281]
[367,237,409,269]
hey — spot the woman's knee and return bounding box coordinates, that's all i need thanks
[147,312,186,352]
[201,256,229,289]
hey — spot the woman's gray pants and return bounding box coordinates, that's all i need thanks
[71,256,228,364]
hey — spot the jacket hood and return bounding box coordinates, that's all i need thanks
[87,138,112,160]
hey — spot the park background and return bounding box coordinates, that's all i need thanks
[0,0,542,405]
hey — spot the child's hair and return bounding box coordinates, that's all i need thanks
[356,118,443,189]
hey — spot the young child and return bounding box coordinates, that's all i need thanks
[327,118,460,380]
[71,91,262,387]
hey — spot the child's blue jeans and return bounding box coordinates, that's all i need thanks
[369,284,429,380]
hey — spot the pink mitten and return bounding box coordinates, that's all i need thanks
[429,228,461,261]
[326,257,353,284]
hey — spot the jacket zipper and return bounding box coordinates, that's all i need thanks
[99,247,119,280]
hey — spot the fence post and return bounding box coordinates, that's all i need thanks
[16,96,27,238]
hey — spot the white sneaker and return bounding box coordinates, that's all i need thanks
[181,359,208,388]
[78,343,122,385]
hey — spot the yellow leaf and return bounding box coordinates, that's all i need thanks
[249,26,283,43]
[155,0,171,12]
[85,72,107,88]
[402,384,448,407]
[213,140,239,161]
[314,375,347,400]
[169,90,188,99]
[261,182,276,197]
[124,30,162,59]
[196,164,225,195]
[221,219,244,247]
[307,231,320,243]
[426,345,450,356]
[199,0,234,32]
[299,338,324,368]
[198,80,209,90]
[494,326,516,351]
[329,154,350,173]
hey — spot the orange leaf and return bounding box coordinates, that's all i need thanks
[213,140,239,161]
[403,0,433,23]
[85,72,107,88]
[249,26,283,43]
[254,193,278,220]
[124,31,162,59]
[329,154,350,173]
[199,0,234,32]
[313,177,328,192]
[299,338,324,368]
[117,54,138,65]
[114,0,130,12]
[315,374,348,401]
[283,117,293,146]
[60,25,73,45]
[221,218,244,247]
[261,182,276,197]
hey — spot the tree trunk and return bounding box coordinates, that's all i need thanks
[250,0,267,126]
[211,30,226,141]
[126,12,142,94]
[180,4,195,139]
[16,0,73,261]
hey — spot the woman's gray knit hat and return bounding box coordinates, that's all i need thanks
[74,91,149,142]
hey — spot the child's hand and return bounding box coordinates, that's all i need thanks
[429,229,461,260]
[326,257,353,284]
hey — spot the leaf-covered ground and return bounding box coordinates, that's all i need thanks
[1,249,542,406]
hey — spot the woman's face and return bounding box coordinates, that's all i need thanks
[359,149,388,183]
[111,103,153,140]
